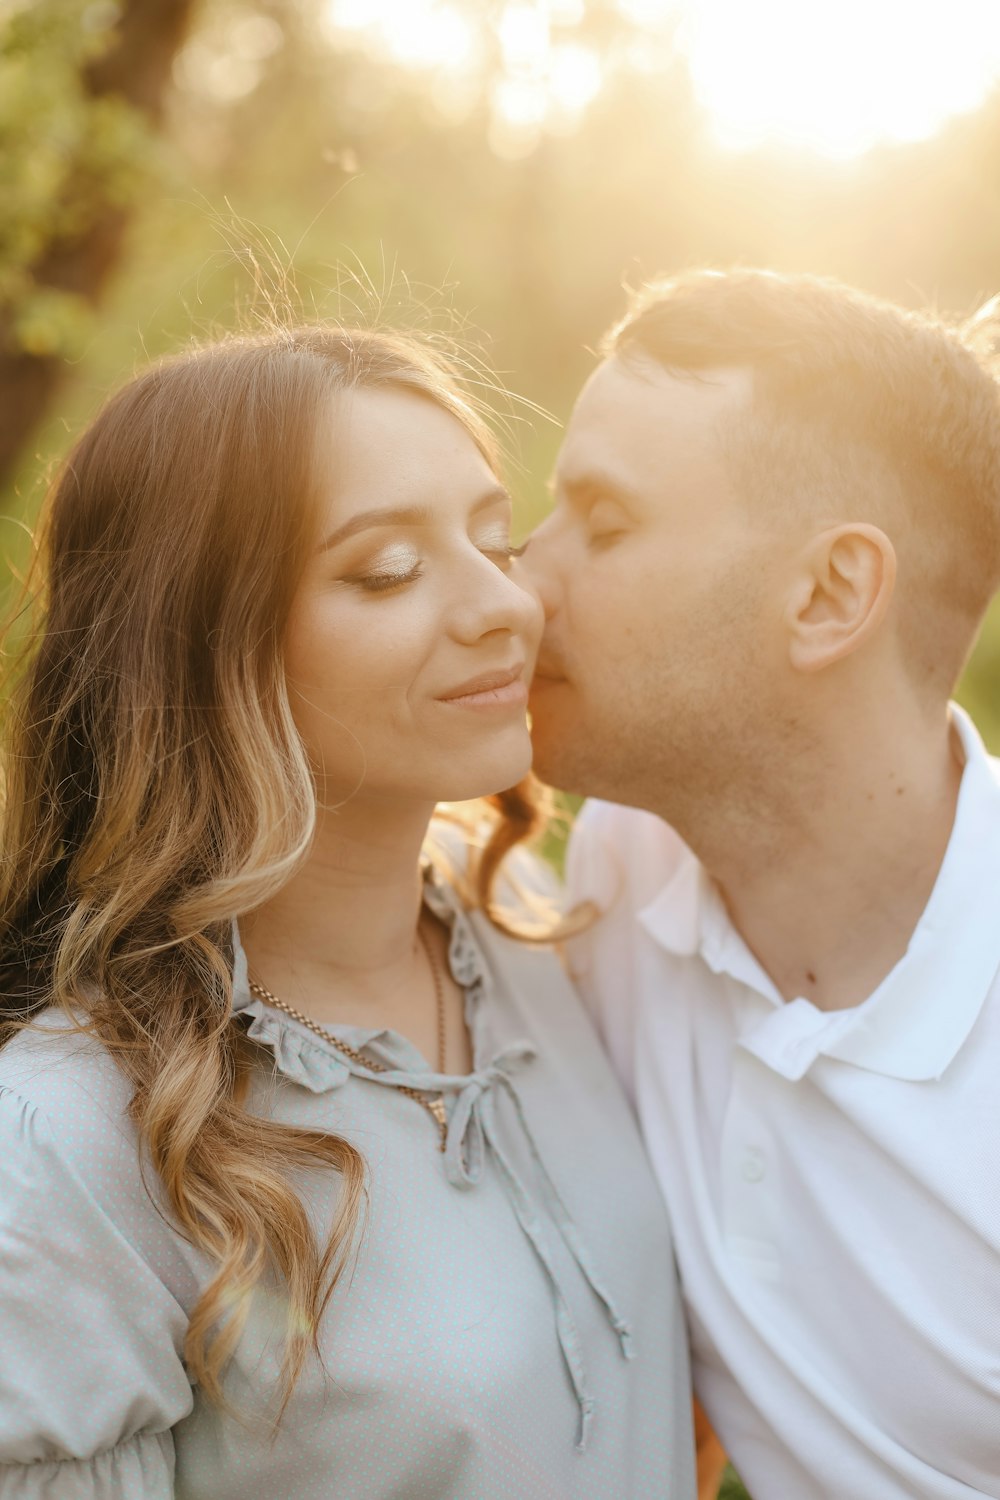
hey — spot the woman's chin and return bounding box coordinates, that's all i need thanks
[431,734,533,803]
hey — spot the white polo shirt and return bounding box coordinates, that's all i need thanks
[566,705,1000,1500]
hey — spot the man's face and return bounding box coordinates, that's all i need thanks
[524,354,790,812]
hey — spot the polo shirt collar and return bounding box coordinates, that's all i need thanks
[638,704,1000,1082]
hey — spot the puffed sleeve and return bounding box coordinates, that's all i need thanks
[0,1083,194,1498]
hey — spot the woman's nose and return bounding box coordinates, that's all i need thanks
[450,554,544,646]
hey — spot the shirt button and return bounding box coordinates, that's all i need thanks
[740,1149,766,1183]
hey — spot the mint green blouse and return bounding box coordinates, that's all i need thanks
[0,866,695,1499]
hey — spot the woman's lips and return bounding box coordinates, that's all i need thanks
[440,680,530,710]
[437,665,528,711]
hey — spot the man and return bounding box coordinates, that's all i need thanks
[524,268,1000,1499]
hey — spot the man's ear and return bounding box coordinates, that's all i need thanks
[784,524,896,673]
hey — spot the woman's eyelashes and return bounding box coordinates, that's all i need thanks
[353,563,424,593]
[480,539,528,570]
[343,542,423,594]
[342,534,526,594]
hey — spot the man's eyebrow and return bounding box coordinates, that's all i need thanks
[553,471,642,509]
[318,485,511,552]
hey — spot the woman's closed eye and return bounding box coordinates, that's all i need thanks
[471,517,528,570]
[478,538,529,571]
[350,564,424,594]
[343,542,423,594]
[341,534,528,594]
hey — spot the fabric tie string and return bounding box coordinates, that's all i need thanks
[350,1040,634,1451]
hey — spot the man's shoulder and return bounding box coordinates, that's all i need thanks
[569,797,693,917]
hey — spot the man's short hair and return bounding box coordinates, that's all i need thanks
[606,267,1000,694]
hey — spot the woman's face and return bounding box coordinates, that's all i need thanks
[284,385,543,806]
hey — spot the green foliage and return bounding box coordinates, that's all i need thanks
[0,0,155,356]
[718,1466,752,1500]
[11,285,95,358]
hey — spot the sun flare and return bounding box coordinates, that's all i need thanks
[324,0,1000,158]
[677,0,1000,156]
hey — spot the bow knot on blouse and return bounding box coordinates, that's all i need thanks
[442,1041,534,1188]
[231,874,635,1451]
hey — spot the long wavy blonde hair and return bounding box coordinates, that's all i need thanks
[0,325,546,1423]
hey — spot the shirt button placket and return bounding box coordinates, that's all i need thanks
[740,1147,766,1184]
[720,1052,779,1273]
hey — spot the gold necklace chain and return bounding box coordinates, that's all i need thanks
[246,920,449,1152]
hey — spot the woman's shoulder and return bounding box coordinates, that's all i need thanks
[0,1010,204,1303]
[0,1012,158,1234]
[0,1016,196,1476]
[0,1008,137,1151]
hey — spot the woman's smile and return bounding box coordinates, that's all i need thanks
[436,662,528,710]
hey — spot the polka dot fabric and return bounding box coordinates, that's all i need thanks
[0,867,696,1499]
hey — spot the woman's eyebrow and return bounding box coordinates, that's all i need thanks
[318,486,512,552]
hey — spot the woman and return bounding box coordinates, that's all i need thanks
[0,327,696,1498]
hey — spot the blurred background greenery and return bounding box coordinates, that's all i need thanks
[6,4,1000,1493]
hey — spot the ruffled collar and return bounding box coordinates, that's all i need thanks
[229,863,489,1095]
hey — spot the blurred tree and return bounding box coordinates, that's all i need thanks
[0,0,198,491]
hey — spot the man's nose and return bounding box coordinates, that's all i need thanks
[521,513,562,619]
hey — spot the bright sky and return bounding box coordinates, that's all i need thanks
[324,0,1000,158]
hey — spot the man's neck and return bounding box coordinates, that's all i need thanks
[664,704,965,1012]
